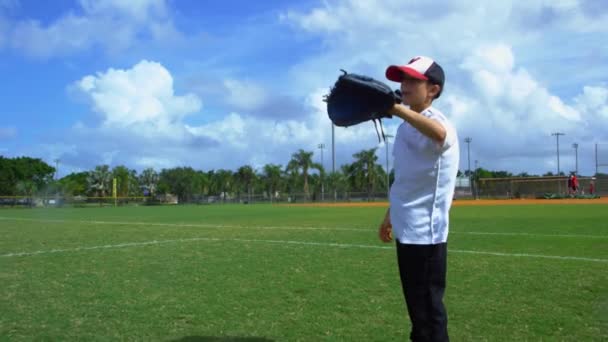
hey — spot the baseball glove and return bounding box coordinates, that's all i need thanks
[325,70,401,141]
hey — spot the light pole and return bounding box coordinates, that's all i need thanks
[464,137,472,176]
[318,143,326,201]
[384,134,394,199]
[572,143,578,175]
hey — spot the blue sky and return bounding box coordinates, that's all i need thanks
[1,0,607,177]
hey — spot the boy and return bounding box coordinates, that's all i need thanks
[379,56,459,341]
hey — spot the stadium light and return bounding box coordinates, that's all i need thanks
[318,143,325,169]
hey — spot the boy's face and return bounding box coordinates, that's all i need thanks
[400,76,440,107]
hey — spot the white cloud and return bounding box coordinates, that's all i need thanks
[8,0,179,58]
[548,96,580,121]
[461,44,582,130]
[462,44,514,74]
[175,86,388,171]
[575,86,608,123]
[134,156,177,169]
[223,79,268,110]
[75,60,202,134]
[69,60,378,172]
[78,0,167,21]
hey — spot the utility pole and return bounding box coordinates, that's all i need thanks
[552,133,565,175]
[572,143,578,175]
[53,159,60,180]
[552,132,565,194]
[384,134,394,200]
[474,160,479,199]
[331,124,335,174]
[464,137,473,198]
[595,143,598,176]
[464,137,472,176]
[318,143,326,201]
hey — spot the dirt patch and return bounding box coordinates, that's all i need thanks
[282,197,607,208]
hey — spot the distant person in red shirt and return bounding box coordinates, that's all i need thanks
[589,178,595,195]
[572,174,579,194]
[567,175,573,195]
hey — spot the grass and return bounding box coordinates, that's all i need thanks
[0,204,607,341]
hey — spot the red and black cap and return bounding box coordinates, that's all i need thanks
[386,56,445,97]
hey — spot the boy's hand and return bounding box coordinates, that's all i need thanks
[378,221,393,243]
[387,103,403,116]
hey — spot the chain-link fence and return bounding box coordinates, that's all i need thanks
[186,191,391,205]
[2,176,604,207]
[474,176,603,199]
[0,196,148,208]
[595,143,608,196]
[0,191,393,207]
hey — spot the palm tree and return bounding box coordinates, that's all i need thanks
[196,171,210,197]
[326,170,348,201]
[235,165,256,203]
[352,148,382,201]
[263,164,283,203]
[288,149,321,200]
[139,168,159,196]
[87,165,112,198]
[285,159,300,198]
[213,169,234,202]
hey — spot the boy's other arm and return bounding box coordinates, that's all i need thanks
[388,104,446,144]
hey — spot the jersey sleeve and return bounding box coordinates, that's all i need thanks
[425,111,457,153]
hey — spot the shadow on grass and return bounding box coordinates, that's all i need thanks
[171,337,274,342]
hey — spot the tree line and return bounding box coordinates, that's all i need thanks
[0,149,391,202]
[1,153,602,202]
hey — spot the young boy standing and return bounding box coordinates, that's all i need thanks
[379,56,459,341]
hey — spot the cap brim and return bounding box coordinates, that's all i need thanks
[385,65,428,82]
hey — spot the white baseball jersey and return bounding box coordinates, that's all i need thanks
[390,106,460,244]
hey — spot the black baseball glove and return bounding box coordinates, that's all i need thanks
[325,70,401,140]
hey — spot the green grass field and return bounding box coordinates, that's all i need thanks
[1,203,607,341]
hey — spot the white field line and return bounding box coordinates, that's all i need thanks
[0,216,367,232]
[0,216,606,239]
[452,231,608,239]
[1,236,607,263]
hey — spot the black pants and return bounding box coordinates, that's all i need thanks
[396,241,449,342]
